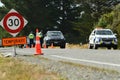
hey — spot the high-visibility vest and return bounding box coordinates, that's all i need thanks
[38,32,43,38]
[29,33,34,39]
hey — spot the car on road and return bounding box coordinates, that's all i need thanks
[43,31,66,48]
[88,28,118,49]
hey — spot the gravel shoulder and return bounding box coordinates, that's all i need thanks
[16,55,120,80]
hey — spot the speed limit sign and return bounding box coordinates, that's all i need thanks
[0,9,28,37]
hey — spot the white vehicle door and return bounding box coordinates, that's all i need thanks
[89,30,96,44]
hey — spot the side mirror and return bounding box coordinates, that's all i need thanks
[114,33,117,36]
[91,33,95,36]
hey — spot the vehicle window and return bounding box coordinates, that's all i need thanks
[48,32,62,36]
[91,31,95,35]
[96,30,113,35]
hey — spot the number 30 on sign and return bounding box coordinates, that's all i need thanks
[0,9,28,37]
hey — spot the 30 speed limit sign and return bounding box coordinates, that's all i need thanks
[0,9,28,37]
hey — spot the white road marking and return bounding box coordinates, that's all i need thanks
[51,55,120,67]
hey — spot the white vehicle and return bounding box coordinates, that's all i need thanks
[88,28,118,49]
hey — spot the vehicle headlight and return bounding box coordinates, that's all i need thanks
[114,38,117,42]
[61,37,65,40]
[45,37,51,40]
[112,38,117,44]
[95,37,102,43]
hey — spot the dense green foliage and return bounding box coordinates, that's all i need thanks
[0,0,120,45]
[97,4,120,47]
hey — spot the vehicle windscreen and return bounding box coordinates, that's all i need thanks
[96,30,113,35]
[48,32,62,36]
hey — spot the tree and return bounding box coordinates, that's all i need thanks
[1,0,120,44]
[97,4,120,48]
[111,4,120,38]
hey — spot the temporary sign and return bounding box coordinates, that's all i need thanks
[2,36,27,46]
[0,9,28,37]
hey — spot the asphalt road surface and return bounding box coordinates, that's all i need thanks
[0,47,120,72]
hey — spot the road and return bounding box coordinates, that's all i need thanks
[0,47,120,72]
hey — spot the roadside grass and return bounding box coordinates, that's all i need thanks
[46,43,89,49]
[0,56,66,80]
[66,43,88,49]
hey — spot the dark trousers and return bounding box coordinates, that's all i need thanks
[29,39,34,48]
[40,37,43,48]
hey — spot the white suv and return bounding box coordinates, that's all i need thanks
[88,28,118,49]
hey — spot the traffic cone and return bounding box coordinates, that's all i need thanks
[32,44,34,48]
[50,43,54,48]
[26,44,29,48]
[34,29,43,55]
[43,44,46,48]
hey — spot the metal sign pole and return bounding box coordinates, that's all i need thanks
[13,36,16,57]
[13,45,16,57]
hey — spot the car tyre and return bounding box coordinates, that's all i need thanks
[60,44,66,49]
[93,44,98,49]
[46,45,48,48]
[113,45,117,49]
[88,44,93,49]
[107,46,111,49]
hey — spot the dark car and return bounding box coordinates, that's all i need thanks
[43,31,66,48]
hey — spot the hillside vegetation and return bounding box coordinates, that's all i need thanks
[97,4,120,47]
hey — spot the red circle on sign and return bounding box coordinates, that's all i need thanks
[3,12,24,33]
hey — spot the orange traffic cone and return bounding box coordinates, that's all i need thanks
[50,43,54,48]
[26,44,29,48]
[43,44,46,48]
[34,29,43,55]
[31,44,34,48]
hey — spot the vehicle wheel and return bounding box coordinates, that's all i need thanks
[60,44,66,49]
[113,45,117,49]
[46,45,48,48]
[88,44,93,49]
[107,47,111,49]
[93,44,98,49]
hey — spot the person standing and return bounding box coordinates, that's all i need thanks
[38,30,43,48]
[28,31,35,48]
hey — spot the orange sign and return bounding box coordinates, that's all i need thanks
[2,36,27,46]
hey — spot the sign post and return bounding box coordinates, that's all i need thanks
[0,9,28,57]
